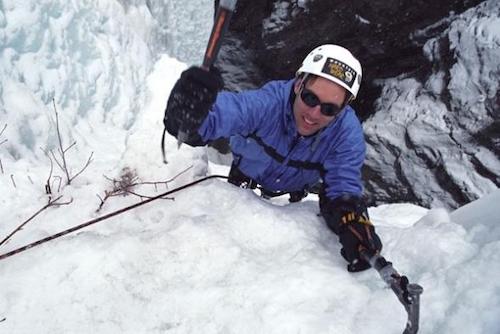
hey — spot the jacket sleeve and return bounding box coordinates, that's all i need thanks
[322,111,366,202]
[197,81,286,141]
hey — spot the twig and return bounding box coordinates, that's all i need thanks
[52,176,62,193]
[116,165,194,190]
[41,147,54,195]
[96,165,192,212]
[10,174,16,188]
[49,99,93,185]
[63,141,77,154]
[0,196,73,247]
[123,190,174,201]
[0,124,6,174]
[52,101,71,183]
[0,317,5,322]
[0,124,6,147]
[162,165,194,184]
[50,149,65,173]
[108,165,192,188]
[96,168,140,212]
[69,151,93,184]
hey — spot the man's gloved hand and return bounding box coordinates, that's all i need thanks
[337,211,382,272]
[320,194,383,272]
[164,66,224,145]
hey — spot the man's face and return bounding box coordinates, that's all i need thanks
[292,76,347,136]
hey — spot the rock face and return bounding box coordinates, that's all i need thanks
[363,1,499,208]
[217,0,498,209]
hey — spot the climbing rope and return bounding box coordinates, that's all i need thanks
[0,175,228,262]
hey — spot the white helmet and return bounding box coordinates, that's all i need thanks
[297,44,362,100]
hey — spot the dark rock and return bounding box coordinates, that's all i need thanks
[362,0,499,208]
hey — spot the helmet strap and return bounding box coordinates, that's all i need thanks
[298,73,310,86]
[345,94,354,106]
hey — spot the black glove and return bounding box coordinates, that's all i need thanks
[320,194,383,272]
[164,66,224,146]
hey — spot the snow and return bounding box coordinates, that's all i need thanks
[355,14,370,25]
[262,1,307,35]
[1,1,500,333]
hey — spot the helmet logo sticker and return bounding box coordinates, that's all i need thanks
[345,71,353,82]
[322,58,357,88]
[313,54,323,62]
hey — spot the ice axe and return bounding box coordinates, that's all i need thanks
[360,248,424,334]
[176,0,237,149]
[161,0,237,162]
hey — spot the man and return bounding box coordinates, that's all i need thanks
[164,44,382,272]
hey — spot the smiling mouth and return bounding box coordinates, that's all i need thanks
[303,116,317,126]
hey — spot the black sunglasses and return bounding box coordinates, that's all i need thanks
[299,86,343,117]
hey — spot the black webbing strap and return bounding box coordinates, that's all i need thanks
[246,133,324,172]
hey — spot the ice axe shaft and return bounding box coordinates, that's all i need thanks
[177,0,237,148]
[202,0,237,70]
[360,249,423,334]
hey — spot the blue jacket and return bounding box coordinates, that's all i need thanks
[198,79,366,201]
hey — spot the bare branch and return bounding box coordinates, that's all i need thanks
[113,165,193,190]
[0,124,7,146]
[52,176,62,193]
[143,165,194,188]
[50,197,73,206]
[125,189,174,200]
[96,194,106,212]
[0,125,6,174]
[48,99,93,186]
[50,149,65,174]
[53,100,70,183]
[96,168,138,212]
[0,195,72,247]
[95,165,192,212]
[41,147,54,195]
[63,141,77,154]
[68,151,93,184]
